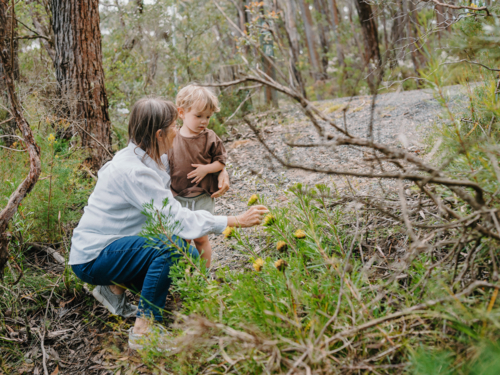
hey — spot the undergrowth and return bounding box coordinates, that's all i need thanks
[136,182,500,374]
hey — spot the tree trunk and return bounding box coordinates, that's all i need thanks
[281,0,307,97]
[327,0,344,67]
[407,0,425,74]
[313,0,330,74]
[259,4,278,107]
[298,0,324,81]
[0,0,19,147]
[347,1,363,59]
[51,0,112,170]
[27,0,56,63]
[355,0,381,67]
[435,3,444,43]
[0,0,42,279]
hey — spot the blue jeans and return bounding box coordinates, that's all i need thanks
[72,235,199,321]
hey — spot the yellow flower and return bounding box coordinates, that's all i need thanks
[47,133,56,143]
[294,229,306,239]
[248,194,259,206]
[277,241,288,252]
[274,259,288,272]
[11,142,17,148]
[253,258,264,272]
[223,227,234,238]
[263,214,275,226]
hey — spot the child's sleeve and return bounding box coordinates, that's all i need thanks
[210,134,227,165]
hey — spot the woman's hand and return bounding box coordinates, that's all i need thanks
[228,205,269,228]
[211,168,230,198]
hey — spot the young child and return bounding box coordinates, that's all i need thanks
[167,84,227,268]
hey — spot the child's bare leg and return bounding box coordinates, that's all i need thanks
[193,235,212,268]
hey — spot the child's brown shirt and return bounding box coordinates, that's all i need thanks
[167,129,227,197]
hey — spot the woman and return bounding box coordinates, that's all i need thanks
[69,98,268,349]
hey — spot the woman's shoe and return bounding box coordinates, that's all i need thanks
[128,325,175,351]
[92,285,138,318]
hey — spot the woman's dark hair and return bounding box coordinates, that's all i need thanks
[128,97,178,165]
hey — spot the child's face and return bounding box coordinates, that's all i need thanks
[178,107,213,135]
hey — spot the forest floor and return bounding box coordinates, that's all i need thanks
[3,85,466,375]
[210,84,461,272]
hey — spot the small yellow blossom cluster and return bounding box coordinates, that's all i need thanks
[47,133,56,144]
[276,241,288,252]
[253,258,264,271]
[223,227,234,238]
[293,229,306,239]
[248,194,259,206]
[263,214,275,226]
[274,259,288,272]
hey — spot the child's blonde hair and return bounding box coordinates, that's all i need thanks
[176,84,220,113]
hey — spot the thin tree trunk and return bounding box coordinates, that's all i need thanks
[327,0,344,67]
[27,0,56,63]
[355,0,381,66]
[0,0,19,147]
[51,0,112,170]
[435,3,444,43]
[382,3,388,53]
[355,0,381,92]
[0,0,42,279]
[281,0,307,97]
[259,3,278,107]
[298,0,324,80]
[407,0,425,74]
[348,1,363,58]
[313,0,330,75]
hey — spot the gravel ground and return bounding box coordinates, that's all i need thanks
[208,85,467,270]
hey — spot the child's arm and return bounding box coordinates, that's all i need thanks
[187,161,224,184]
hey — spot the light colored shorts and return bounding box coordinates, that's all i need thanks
[174,193,215,215]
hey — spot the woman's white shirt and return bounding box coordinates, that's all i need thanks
[69,142,227,265]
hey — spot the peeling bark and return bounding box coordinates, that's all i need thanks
[355,0,381,67]
[298,0,324,81]
[0,0,42,280]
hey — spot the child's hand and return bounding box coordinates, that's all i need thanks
[187,164,209,184]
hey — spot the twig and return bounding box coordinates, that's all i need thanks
[40,275,62,375]
[422,0,490,16]
[442,59,500,72]
[72,122,113,158]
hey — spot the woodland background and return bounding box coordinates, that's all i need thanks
[2,0,500,374]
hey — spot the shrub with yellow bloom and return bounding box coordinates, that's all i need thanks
[222,227,234,238]
[253,258,264,271]
[276,241,288,252]
[263,214,275,226]
[47,133,56,143]
[247,194,259,206]
[293,229,306,239]
[274,259,288,272]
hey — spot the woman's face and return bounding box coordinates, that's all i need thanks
[156,125,177,155]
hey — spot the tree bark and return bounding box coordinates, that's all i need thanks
[313,0,330,74]
[435,3,445,43]
[27,0,56,63]
[0,0,19,147]
[0,0,42,280]
[51,0,112,170]
[298,0,324,81]
[281,0,307,97]
[327,0,344,67]
[407,0,425,74]
[355,0,381,67]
